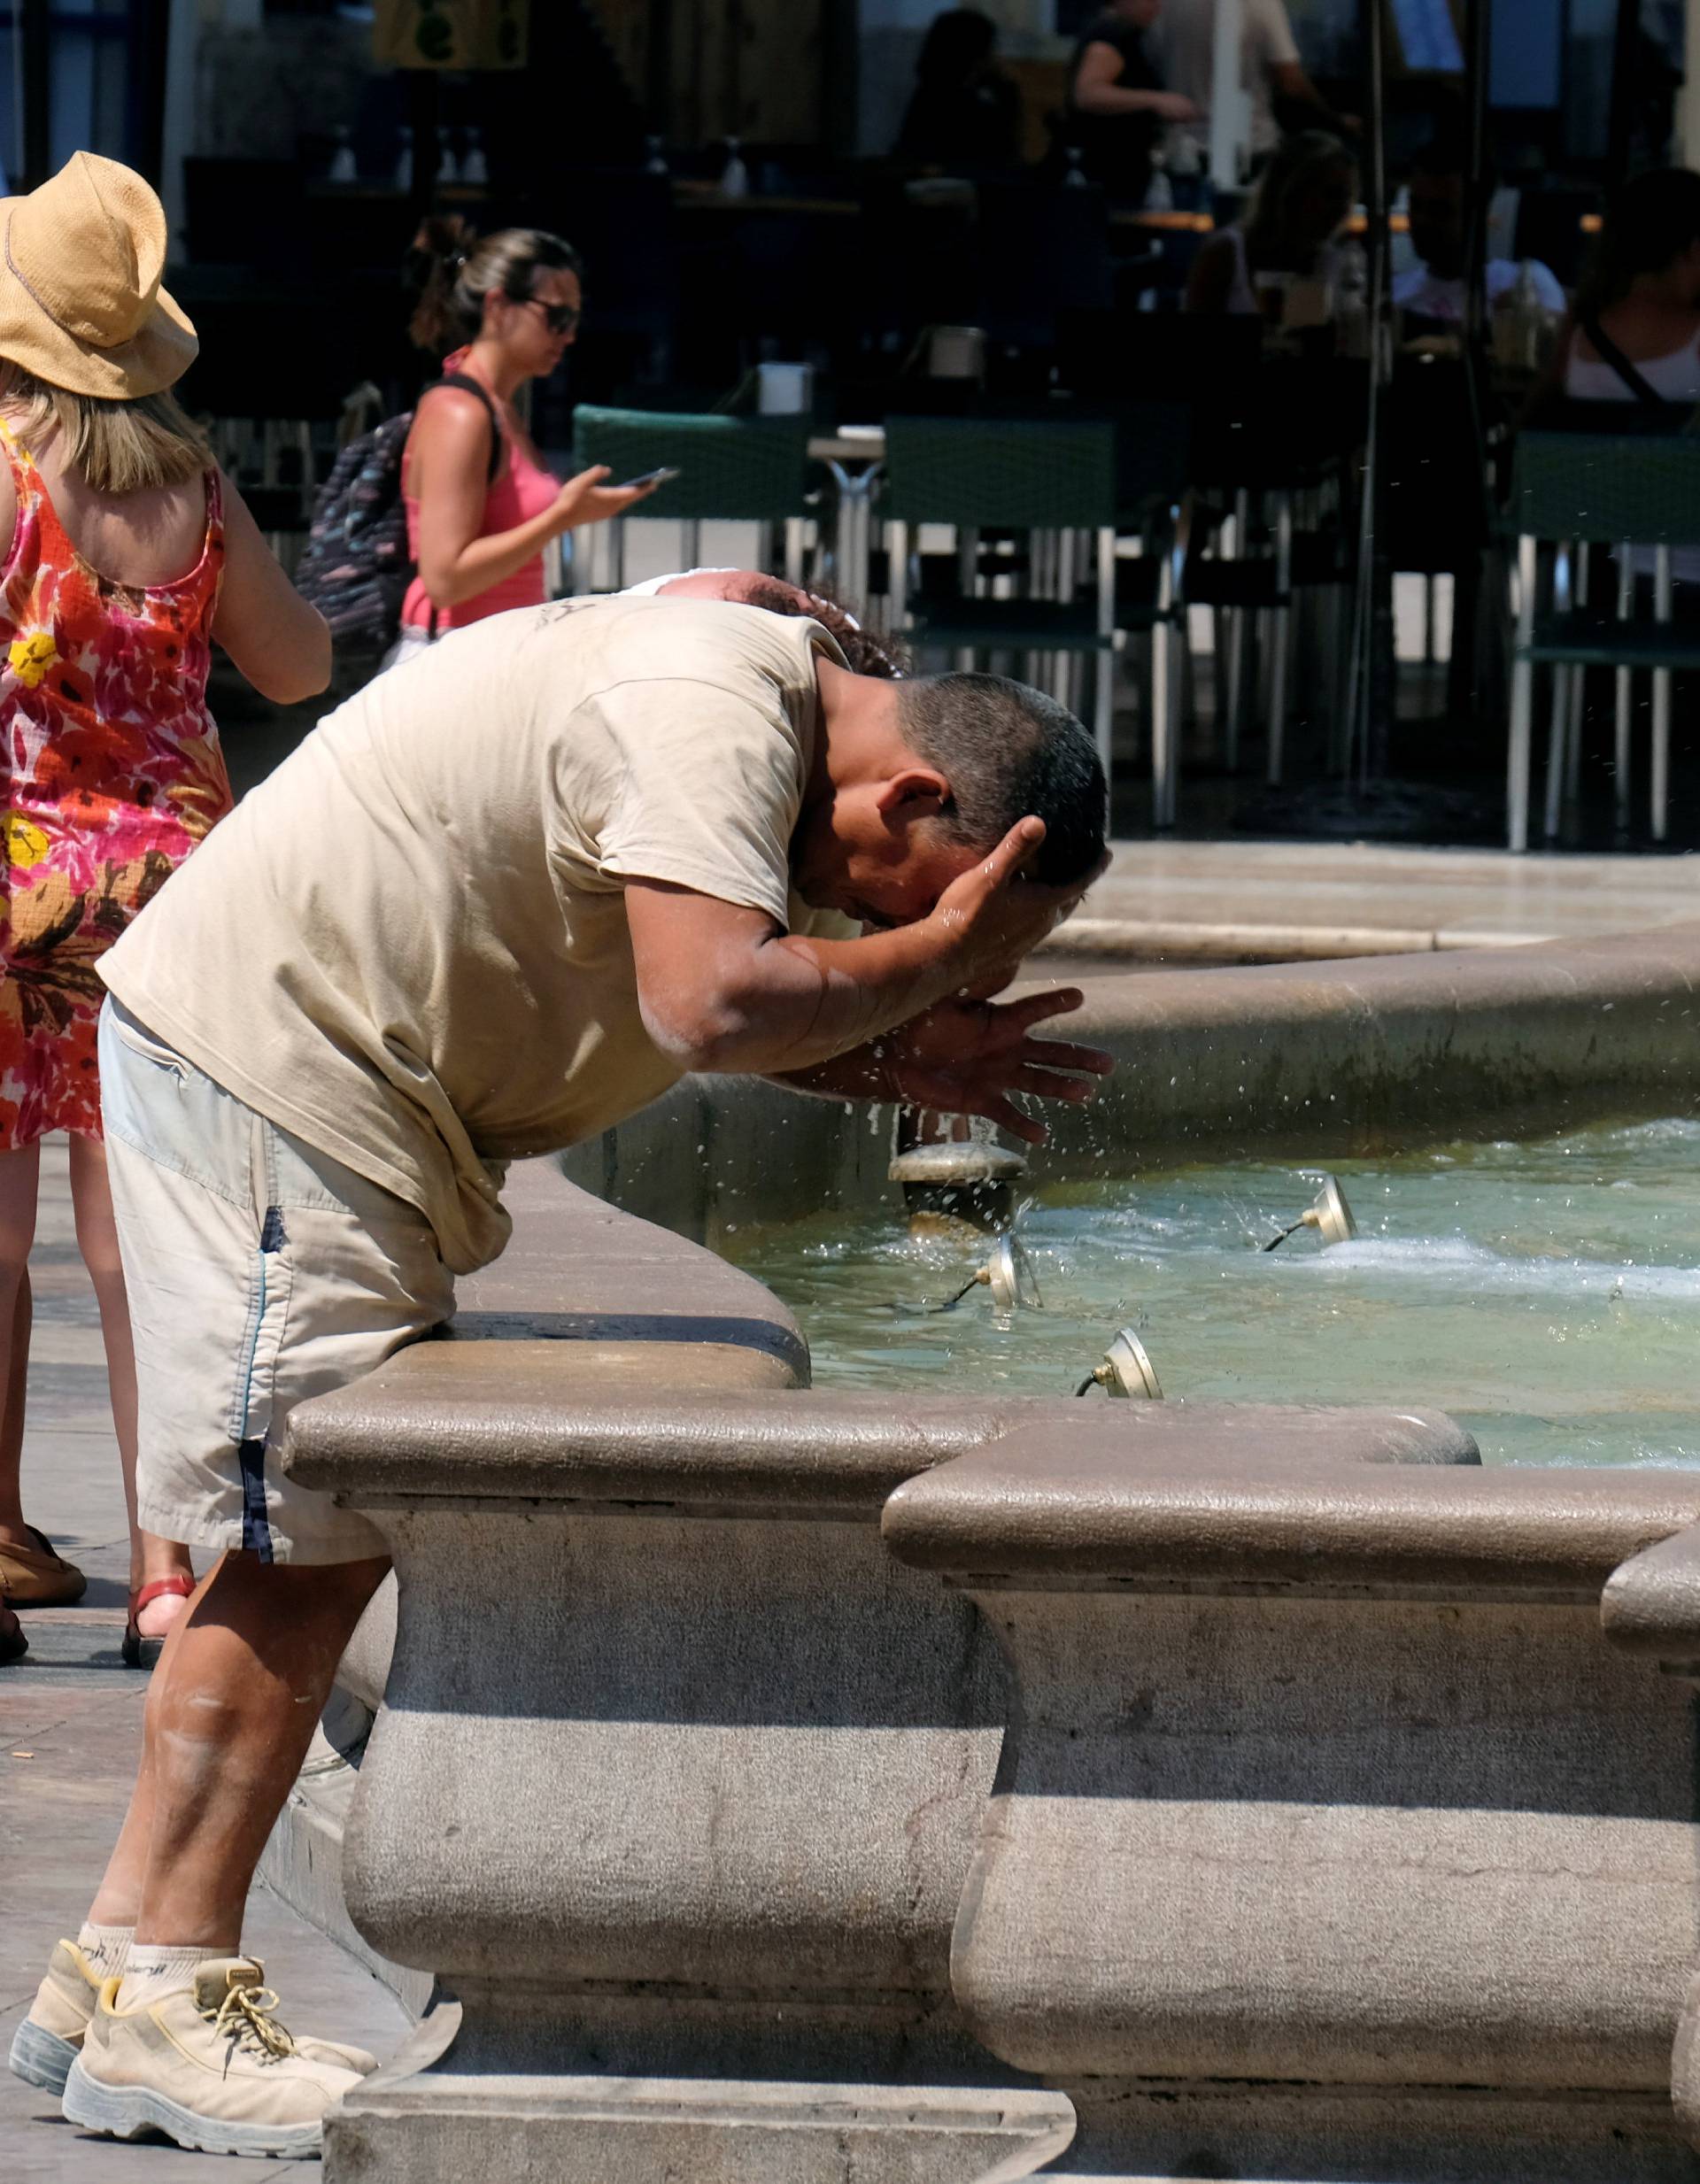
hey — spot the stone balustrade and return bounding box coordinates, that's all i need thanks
[886,1425,1700,2180]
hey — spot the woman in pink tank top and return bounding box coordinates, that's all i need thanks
[398,225,661,647]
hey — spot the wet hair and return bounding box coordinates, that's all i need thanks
[0,360,211,496]
[731,575,909,678]
[406,215,583,355]
[895,671,1106,887]
[1245,129,1356,262]
[915,8,998,88]
[1574,167,1700,319]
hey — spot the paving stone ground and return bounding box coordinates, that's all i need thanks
[0,1139,409,2183]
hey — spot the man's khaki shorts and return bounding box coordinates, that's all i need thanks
[99,999,454,1567]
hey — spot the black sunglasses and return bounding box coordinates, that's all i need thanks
[514,295,582,336]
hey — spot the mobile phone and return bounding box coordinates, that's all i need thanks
[617,465,681,491]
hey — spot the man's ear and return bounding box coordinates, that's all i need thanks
[872,768,951,824]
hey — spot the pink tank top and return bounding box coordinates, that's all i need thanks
[399,369,559,632]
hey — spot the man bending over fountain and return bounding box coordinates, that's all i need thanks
[12,590,1111,2160]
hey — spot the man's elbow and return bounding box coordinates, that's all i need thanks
[639,990,762,1075]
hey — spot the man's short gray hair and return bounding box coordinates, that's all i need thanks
[896,671,1106,886]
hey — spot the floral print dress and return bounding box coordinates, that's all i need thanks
[0,416,232,1146]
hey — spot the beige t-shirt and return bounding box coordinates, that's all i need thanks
[101,596,846,1274]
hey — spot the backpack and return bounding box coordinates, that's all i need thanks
[294,373,502,653]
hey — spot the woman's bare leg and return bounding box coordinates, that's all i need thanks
[0,1141,42,1548]
[68,1132,194,1639]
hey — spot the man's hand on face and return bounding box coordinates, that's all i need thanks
[923,819,1109,992]
[879,985,1114,1146]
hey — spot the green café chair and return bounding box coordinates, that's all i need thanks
[881,410,1188,809]
[571,405,814,593]
[1507,431,1700,851]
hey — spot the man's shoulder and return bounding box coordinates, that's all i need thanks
[541,594,827,707]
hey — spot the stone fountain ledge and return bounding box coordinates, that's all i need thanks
[257,922,1700,2182]
[1034,913,1554,966]
[566,923,1700,1242]
[259,1138,1700,2182]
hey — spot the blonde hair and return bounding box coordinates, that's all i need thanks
[0,361,212,495]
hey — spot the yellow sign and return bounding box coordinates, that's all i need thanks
[374,0,529,70]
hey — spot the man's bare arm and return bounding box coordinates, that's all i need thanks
[625,821,1100,1080]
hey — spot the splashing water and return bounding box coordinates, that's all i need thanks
[720,1116,1700,1469]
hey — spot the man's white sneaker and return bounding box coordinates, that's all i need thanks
[8,1937,378,2097]
[8,1939,101,2094]
[61,1956,367,2159]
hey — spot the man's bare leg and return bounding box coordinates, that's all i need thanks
[89,1548,390,1938]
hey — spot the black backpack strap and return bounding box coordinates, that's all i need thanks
[1580,317,1676,412]
[425,370,505,483]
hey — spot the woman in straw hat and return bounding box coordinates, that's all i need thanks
[0,153,329,1671]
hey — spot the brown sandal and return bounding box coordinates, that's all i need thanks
[122,1572,196,1671]
[0,1525,86,1607]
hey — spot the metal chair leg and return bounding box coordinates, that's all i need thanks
[1151,505,1187,830]
[955,524,979,675]
[1507,534,1537,853]
[1542,543,1572,842]
[1653,546,1673,842]
[1542,666,1571,842]
[1266,492,1294,786]
[1093,527,1116,785]
[885,521,910,637]
[1564,543,1589,815]
[1613,544,1634,836]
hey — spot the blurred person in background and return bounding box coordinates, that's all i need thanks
[1185,127,1356,313]
[1066,0,1200,202]
[896,8,1023,169]
[1395,137,1565,327]
[393,222,661,668]
[0,154,328,1673]
[1161,0,1356,168]
[1557,167,1700,588]
[1562,167,1700,411]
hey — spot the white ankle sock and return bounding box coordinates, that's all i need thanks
[117,1945,212,2011]
[75,1922,132,1980]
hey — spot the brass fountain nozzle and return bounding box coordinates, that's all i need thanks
[1075,1326,1163,1400]
[1263,1175,1358,1253]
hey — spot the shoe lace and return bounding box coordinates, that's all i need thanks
[205,1981,298,2064]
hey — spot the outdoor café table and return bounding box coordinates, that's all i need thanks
[809,424,886,617]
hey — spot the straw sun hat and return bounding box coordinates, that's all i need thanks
[0,151,197,400]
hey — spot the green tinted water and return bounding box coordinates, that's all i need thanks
[720,1117,1700,1470]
